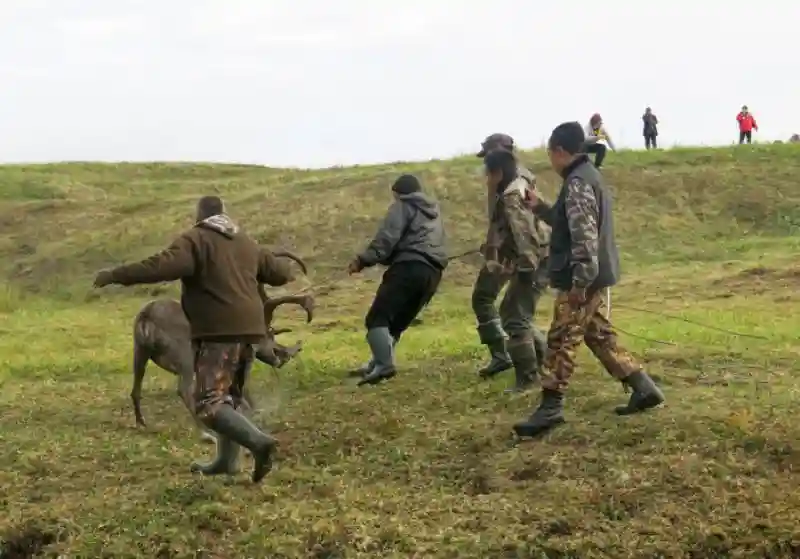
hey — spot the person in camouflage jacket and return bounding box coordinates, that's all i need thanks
[475,143,549,392]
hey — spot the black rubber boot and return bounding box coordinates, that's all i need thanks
[503,338,538,394]
[201,404,277,483]
[358,327,397,386]
[478,340,512,378]
[476,319,511,378]
[190,436,241,475]
[615,371,665,415]
[513,389,566,438]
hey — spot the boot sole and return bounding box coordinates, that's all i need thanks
[513,417,565,438]
[615,393,665,416]
[357,369,396,386]
[190,463,240,476]
[478,363,512,379]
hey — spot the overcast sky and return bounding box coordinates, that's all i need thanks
[0,1,796,168]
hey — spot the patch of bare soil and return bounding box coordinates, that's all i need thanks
[710,266,800,298]
[0,524,60,559]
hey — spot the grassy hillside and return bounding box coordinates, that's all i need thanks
[1,144,800,558]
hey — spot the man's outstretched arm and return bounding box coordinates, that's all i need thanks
[103,235,196,286]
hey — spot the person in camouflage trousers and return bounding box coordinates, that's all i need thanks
[513,121,665,438]
[93,195,294,483]
[472,134,549,393]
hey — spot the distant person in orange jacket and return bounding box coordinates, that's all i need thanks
[736,105,758,144]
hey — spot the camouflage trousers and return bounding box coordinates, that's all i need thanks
[540,289,641,393]
[192,341,255,421]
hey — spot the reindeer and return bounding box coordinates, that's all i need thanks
[130,250,315,443]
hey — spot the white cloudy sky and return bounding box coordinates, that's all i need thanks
[0,1,796,168]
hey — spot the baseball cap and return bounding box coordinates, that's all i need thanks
[476,133,515,157]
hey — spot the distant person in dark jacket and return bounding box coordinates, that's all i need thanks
[642,107,659,149]
[513,122,664,438]
[347,174,448,386]
[93,195,294,483]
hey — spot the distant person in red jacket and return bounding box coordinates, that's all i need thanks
[736,105,758,144]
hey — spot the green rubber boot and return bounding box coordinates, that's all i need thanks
[200,404,277,483]
[615,371,665,415]
[503,336,539,394]
[190,436,241,475]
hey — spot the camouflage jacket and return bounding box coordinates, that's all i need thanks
[484,166,550,269]
[483,177,545,273]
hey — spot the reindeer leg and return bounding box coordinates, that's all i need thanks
[239,358,258,415]
[176,366,217,445]
[162,346,218,446]
[131,343,150,427]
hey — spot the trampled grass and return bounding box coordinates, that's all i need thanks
[1,144,800,557]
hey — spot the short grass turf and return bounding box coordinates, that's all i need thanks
[1,144,800,557]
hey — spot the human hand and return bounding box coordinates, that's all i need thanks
[524,189,538,210]
[567,285,586,308]
[347,258,363,275]
[484,260,504,274]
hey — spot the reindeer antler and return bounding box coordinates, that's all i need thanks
[272,249,308,275]
[263,294,315,328]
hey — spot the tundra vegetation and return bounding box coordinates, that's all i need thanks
[1,144,799,558]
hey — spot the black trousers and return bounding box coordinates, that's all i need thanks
[585,143,607,167]
[365,260,442,340]
[739,130,752,144]
[644,134,657,149]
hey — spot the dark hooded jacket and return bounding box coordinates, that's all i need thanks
[358,192,448,271]
[108,214,293,341]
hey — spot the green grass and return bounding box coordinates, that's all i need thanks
[2,144,800,558]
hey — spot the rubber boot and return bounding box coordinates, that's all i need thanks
[503,337,539,394]
[615,371,665,415]
[513,388,566,438]
[476,319,511,378]
[478,339,512,378]
[349,336,397,378]
[201,404,277,483]
[190,436,241,475]
[358,327,397,386]
[349,358,375,378]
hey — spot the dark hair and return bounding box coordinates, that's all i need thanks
[483,149,518,182]
[548,122,586,155]
[196,195,224,220]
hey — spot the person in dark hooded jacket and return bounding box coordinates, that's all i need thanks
[92,195,294,484]
[347,174,448,385]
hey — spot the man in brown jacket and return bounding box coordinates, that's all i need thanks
[93,195,294,483]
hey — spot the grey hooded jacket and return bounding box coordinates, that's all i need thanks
[358,192,448,271]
